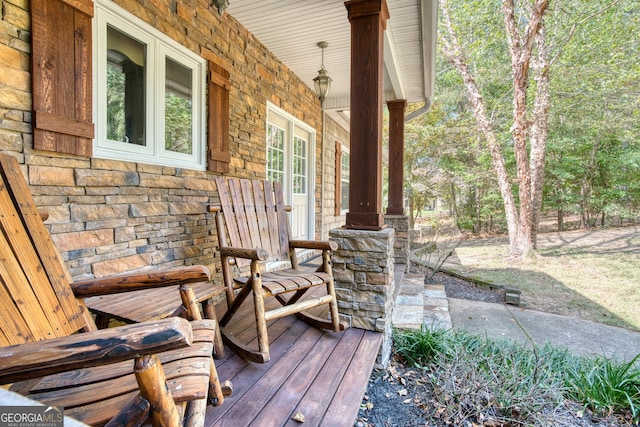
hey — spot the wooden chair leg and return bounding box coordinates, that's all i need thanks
[94,313,111,329]
[134,354,181,427]
[216,279,271,362]
[250,264,270,362]
[202,299,224,359]
[207,355,225,406]
[183,399,207,427]
[180,285,227,406]
[327,278,341,332]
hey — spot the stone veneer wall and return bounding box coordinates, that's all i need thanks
[329,227,396,367]
[320,115,350,239]
[384,214,410,270]
[0,0,324,280]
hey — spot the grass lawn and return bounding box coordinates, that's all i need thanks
[433,227,640,331]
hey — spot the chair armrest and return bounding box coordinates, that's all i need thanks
[0,317,194,384]
[71,265,211,297]
[289,239,338,251]
[219,246,269,261]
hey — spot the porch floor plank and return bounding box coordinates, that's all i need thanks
[206,286,382,427]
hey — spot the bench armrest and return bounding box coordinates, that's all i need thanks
[289,239,338,251]
[0,317,195,384]
[71,265,211,297]
[219,246,269,261]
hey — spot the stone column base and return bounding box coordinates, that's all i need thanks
[329,227,396,367]
[384,214,409,271]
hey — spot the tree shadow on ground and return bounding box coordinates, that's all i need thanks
[538,227,640,256]
[431,227,640,331]
[440,263,638,332]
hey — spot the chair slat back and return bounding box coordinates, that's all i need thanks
[272,181,290,257]
[0,155,88,346]
[214,178,291,267]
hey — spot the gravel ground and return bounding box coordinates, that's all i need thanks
[355,272,635,427]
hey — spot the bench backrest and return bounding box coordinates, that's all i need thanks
[214,178,291,268]
[0,154,88,346]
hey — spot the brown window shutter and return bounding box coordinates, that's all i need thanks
[31,0,94,156]
[207,61,231,173]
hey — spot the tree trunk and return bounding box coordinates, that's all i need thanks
[449,183,462,230]
[580,139,599,229]
[503,0,549,257]
[529,24,551,247]
[557,207,564,232]
[409,195,415,230]
[474,186,481,234]
[441,0,549,258]
[441,0,520,250]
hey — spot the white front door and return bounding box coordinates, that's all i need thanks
[266,105,315,240]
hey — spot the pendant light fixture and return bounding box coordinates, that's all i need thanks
[313,41,332,103]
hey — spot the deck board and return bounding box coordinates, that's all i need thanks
[206,283,382,427]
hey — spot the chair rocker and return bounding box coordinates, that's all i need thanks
[0,153,226,427]
[209,177,346,363]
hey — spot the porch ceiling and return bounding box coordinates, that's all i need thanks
[227,0,438,128]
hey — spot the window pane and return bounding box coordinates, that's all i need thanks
[341,152,350,210]
[267,124,285,183]
[165,58,193,154]
[107,26,145,145]
[293,136,306,194]
[341,181,349,209]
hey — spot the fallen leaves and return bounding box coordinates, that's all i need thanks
[291,411,305,423]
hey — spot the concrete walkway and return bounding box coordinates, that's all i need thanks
[392,277,640,362]
[449,298,640,362]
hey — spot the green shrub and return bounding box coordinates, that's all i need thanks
[565,353,640,423]
[393,324,453,367]
[392,326,639,424]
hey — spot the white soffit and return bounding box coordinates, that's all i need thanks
[227,0,437,119]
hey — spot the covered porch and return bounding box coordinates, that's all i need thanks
[0,0,439,424]
[207,281,386,426]
[203,260,410,426]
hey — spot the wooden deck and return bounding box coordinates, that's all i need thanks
[205,285,382,427]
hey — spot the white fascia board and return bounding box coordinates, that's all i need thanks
[384,27,406,100]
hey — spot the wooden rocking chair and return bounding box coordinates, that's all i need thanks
[209,177,346,363]
[0,153,225,426]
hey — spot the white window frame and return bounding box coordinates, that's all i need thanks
[93,0,206,170]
